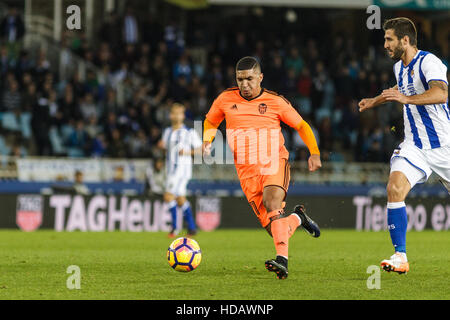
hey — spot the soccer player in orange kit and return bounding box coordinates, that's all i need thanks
[202,56,322,279]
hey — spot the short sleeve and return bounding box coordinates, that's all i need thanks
[206,93,225,125]
[422,54,448,85]
[161,128,170,148]
[190,128,203,149]
[278,97,303,129]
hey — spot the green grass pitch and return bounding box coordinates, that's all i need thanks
[0,229,448,300]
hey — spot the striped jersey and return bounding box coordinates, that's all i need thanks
[394,50,449,149]
[162,125,202,179]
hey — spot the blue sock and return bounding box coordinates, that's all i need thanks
[168,200,178,230]
[387,202,407,253]
[181,202,196,231]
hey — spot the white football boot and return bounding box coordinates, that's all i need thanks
[381,252,409,274]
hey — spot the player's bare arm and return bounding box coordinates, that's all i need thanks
[179,147,203,156]
[382,80,448,106]
[358,85,398,112]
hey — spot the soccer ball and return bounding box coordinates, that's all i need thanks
[167,237,202,272]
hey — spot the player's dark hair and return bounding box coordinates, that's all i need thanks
[236,56,261,72]
[383,17,417,46]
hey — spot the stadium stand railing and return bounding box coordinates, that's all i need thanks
[0,155,394,184]
[0,154,444,185]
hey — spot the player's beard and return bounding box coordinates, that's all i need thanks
[240,88,252,98]
[389,43,405,60]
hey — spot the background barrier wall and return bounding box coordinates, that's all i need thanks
[1,194,448,231]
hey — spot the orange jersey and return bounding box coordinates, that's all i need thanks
[205,87,303,179]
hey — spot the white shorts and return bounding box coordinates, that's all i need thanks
[165,175,190,197]
[390,141,450,189]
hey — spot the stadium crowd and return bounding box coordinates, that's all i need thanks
[0,6,448,163]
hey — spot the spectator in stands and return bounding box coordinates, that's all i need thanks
[284,68,299,103]
[107,128,128,158]
[123,8,139,45]
[16,50,32,76]
[85,115,101,140]
[318,117,333,153]
[0,45,10,76]
[1,79,22,111]
[173,53,192,82]
[31,97,52,156]
[0,5,25,60]
[48,90,64,130]
[367,127,384,162]
[265,53,285,93]
[164,20,185,60]
[129,129,152,158]
[73,170,89,195]
[22,82,37,112]
[34,50,51,81]
[285,47,304,77]
[91,133,107,158]
[297,67,313,116]
[113,166,125,182]
[67,120,88,157]
[59,84,80,121]
[80,92,99,120]
[145,157,165,197]
[229,32,249,65]
[311,61,327,112]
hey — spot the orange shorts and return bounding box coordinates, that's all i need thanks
[239,158,290,228]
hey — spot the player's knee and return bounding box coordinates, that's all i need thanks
[387,182,407,201]
[263,197,283,213]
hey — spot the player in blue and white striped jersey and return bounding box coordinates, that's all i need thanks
[359,18,449,274]
[159,103,203,238]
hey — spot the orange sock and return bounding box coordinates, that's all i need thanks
[269,209,289,258]
[287,214,301,238]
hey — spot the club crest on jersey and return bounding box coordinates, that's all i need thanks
[410,69,414,77]
[258,103,267,114]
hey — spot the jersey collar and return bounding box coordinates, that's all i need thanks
[402,49,421,68]
[238,88,264,101]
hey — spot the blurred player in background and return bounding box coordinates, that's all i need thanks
[160,103,203,237]
[359,18,449,274]
[203,56,322,279]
